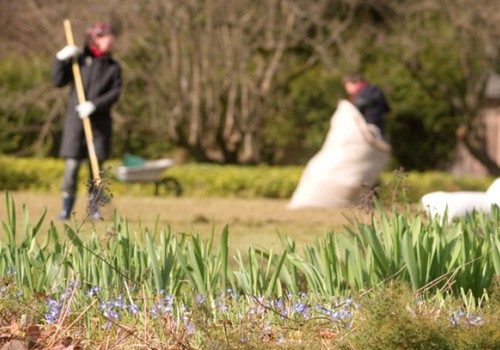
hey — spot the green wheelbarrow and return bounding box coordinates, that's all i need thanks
[115,154,183,196]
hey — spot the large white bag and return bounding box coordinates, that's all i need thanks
[289,100,391,209]
[421,178,500,221]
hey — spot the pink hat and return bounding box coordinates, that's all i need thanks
[86,23,112,42]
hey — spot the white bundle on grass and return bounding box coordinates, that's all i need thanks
[288,100,391,209]
[421,178,500,221]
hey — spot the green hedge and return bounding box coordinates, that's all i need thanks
[0,157,64,192]
[379,170,491,204]
[166,164,301,198]
[0,156,493,202]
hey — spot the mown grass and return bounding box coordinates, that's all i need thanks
[0,192,354,257]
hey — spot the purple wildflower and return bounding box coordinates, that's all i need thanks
[293,301,310,318]
[128,303,139,315]
[196,293,205,304]
[183,316,195,334]
[45,298,63,324]
[151,293,175,318]
[86,285,99,297]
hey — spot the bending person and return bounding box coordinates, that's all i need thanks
[343,72,390,137]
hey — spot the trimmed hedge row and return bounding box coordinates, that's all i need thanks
[166,165,492,203]
[0,156,493,202]
[0,157,64,192]
[166,164,301,198]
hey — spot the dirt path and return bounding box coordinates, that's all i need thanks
[0,191,365,253]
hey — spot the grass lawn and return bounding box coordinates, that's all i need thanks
[0,191,363,254]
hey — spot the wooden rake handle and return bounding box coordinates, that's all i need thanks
[63,19,101,182]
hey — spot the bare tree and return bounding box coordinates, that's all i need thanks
[441,0,500,174]
[389,0,500,174]
[123,0,363,163]
[1,0,424,164]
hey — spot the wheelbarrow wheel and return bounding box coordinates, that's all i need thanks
[155,177,183,196]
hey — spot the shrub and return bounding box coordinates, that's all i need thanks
[166,164,301,198]
[335,283,500,350]
[0,156,494,202]
[0,156,64,192]
[379,170,492,204]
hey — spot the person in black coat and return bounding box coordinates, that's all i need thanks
[343,73,390,136]
[52,23,121,220]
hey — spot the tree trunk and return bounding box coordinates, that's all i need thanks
[462,130,500,176]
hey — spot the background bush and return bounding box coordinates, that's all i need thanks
[2,1,498,171]
[0,156,493,203]
[336,284,500,350]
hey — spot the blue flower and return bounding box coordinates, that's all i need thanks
[102,320,113,330]
[343,298,353,307]
[240,337,249,343]
[45,298,63,324]
[151,295,175,318]
[275,298,284,310]
[183,316,195,334]
[227,288,239,299]
[215,297,228,312]
[196,293,205,304]
[466,316,484,326]
[128,303,139,315]
[99,295,135,325]
[86,285,99,297]
[111,294,125,308]
[450,309,466,326]
[293,301,309,318]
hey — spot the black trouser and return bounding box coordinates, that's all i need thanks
[61,158,103,198]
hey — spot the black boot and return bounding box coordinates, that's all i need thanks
[58,196,75,220]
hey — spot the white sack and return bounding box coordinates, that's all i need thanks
[421,178,500,221]
[289,100,391,209]
[486,178,500,205]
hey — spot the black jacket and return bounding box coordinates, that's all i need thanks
[52,47,121,160]
[353,84,390,134]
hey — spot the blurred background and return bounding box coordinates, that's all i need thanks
[1,0,499,175]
